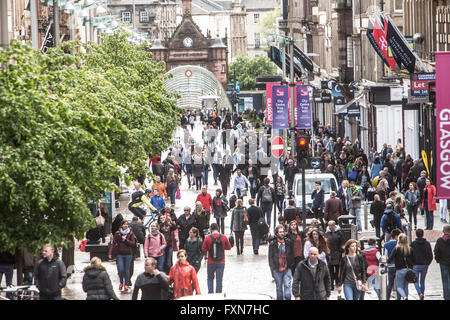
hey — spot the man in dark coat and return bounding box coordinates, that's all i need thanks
[325,221,345,291]
[177,207,197,250]
[132,257,169,300]
[292,247,331,300]
[82,259,119,300]
[34,244,67,300]
[311,181,326,230]
[324,191,343,224]
[284,159,300,198]
[370,194,386,239]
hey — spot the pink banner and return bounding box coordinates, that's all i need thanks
[436,52,450,199]
[266,82,302,125]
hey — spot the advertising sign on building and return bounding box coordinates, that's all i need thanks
[435,52,450,199]
[272,85,290,130]
[410,73,436,96]
[296,85,312,130]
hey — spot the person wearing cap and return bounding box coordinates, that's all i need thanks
[128,186,157,221]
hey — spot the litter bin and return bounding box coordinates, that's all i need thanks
[338,215,357,243]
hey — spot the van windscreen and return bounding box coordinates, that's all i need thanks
[296,178,337,195]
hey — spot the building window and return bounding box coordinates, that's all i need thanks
[140,11,149,23]
[255,33,260,48]
[222,64,226,73]
[347,36,354,68]
[394,0,403,12]
[122,11,132,23]
[254,13,259,24]
[200,64,207,69]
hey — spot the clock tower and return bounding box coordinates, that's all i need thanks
[150,0,228,89]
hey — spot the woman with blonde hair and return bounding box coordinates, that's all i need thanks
[337,239,368,300]
[82,257,119,300]
[388,234,416,300]
[168,249,201,299]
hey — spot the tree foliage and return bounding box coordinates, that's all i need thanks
[0,30,179,254]
[229,55,277,91]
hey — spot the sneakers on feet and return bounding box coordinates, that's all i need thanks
[123,285,129,293]
[119,283,123,291]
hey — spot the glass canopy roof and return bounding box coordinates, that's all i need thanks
[163,65,232,110]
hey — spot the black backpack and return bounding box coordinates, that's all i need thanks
[131,190,144,204]
[209,234,224,261]
[385,213,398,233]
[257,217,269,235]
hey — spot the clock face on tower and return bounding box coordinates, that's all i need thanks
[183,37,193,47]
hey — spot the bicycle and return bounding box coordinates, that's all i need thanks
[143,211,159,229]
[0,285,40,300]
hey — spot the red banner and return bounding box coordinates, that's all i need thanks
[372,17,397,70]
[436,52,450,199]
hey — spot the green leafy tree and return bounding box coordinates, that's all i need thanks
[229,55,277,91]
[260,8,281,39]
[0,30,179,255]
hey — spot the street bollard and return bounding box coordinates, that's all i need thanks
[379,256,388,300]
[364,201,368,231]
[407,223,412,244]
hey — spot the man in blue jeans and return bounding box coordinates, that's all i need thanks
[268,225,294,300]
[434,225,450,300]
[201,223,231,293]
[383,228,402,300]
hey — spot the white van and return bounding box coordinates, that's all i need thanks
[292,170,339,209]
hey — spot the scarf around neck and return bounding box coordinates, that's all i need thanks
[120,228,130,237]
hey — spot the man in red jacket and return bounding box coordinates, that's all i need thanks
[197,185,213,225]
[201,223,231,293]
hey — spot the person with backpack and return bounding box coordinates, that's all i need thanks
[268,225,294,300]
[383,228,403,300]
[410,229,433,300]
[362,238,381,297]
[256,178,276,229]
[201,223,232,294]
[380,203,402,242]
[150,188,166,213]
[128,185,157,221]
[144,222,167,272]
[185,227,204,273]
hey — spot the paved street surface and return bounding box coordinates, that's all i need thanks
[13,118,448,300]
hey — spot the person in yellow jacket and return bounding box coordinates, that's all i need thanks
[128,187,157,221]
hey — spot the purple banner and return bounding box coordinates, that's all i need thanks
[297,85,312,130]
[272,85,290,130]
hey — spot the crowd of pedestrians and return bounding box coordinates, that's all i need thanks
[1,109,449,301]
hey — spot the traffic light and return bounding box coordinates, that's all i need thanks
[297,135,310,161]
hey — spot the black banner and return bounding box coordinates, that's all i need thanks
[41,22,54,53]
[293,44,314,72]
[386,17,416,73]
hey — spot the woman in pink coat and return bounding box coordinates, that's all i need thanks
[144,221,167,271]
[421,178,437,230]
